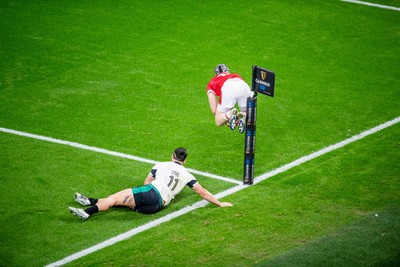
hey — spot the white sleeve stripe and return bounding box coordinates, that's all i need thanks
[207,90,216,95]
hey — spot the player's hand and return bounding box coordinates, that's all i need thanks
[219,202,233,207]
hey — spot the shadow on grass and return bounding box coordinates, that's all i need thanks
[257,204,400,267]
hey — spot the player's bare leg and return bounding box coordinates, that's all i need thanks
[96,188,136,211]
[215,109,236,127]
[69,189,136,220]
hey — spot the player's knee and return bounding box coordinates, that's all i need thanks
[215,119,225,127]
[215,114,227,126]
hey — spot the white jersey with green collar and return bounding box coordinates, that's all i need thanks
[149,161,198,206]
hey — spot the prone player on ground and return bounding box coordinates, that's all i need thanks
[69,147,232,220]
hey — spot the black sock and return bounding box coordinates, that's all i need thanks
[89,198,98,205]
[85,205,99,215]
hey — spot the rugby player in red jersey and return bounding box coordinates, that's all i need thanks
[206,64,252,133]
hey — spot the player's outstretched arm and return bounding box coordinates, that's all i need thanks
[192,183,233,207]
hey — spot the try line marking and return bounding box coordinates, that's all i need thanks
[0,127,240,185]
[341,0,400,11]
[2,116,399,266]
[43,115,400,267]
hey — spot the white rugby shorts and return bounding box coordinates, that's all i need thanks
[217,77,252,113]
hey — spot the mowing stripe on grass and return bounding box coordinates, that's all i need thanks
[341,0,400,11]
[0,127,241,185]
[44,116,400,267]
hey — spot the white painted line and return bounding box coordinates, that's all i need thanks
[0,127,241,185]
[46,204,203,267]
[253,116,400,184]
[187,168,241,185]
[44,115,400,267]
[341,0,400,11]
[0,127,157,164]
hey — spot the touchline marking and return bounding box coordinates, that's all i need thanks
[253,116,400,183]
[45,115,400,267]
[0,127,241,185]
[187,168,241,185]
[341,0,400,11]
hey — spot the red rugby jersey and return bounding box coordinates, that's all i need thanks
[206,72,242,97]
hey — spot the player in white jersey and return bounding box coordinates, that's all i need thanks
[69,148,233,220]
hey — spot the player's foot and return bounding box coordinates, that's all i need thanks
[238,112,246,134]
[69,207,90,220]
[229,108,238,130]
[74,192,91,206]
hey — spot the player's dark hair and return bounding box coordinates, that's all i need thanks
[173,147,187,162]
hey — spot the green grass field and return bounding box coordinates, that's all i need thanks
[1,0,399,266]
